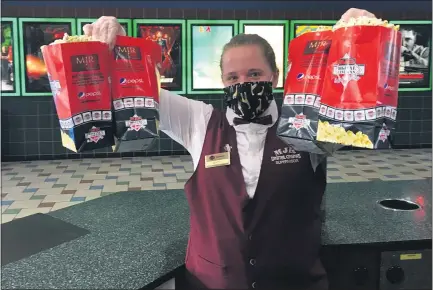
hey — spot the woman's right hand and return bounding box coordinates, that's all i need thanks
[83,16,126,49]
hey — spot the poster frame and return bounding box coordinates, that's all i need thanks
[76,18,132,36]
[133,19,186,94]
[186,19,239,95]
[239,20,290,93]
[390,20,432,92]
[1,17,21,96]
[18,17,77,97]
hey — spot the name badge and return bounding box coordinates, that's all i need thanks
[205,152,231,168]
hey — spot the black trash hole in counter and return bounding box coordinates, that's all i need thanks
[378,199,420,211]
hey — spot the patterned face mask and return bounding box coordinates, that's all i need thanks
[223,81,274,121]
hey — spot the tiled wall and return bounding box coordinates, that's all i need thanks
[2,4,432,161]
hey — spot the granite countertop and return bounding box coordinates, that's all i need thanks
[321,178,432,245]
[1,179,432,289]
[1,190,190,290]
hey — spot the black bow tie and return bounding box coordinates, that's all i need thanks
[233,115,273,126]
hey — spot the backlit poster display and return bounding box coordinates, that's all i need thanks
[240,20,289,92]
[391,20,432,91]
[77,18,132,36]
[291,20,337,39]
[134,19,186,94]
[1,18,20,96]
[19,18,76,96]
[187,20,238,94]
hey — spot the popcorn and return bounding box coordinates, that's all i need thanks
[334,16,400,31]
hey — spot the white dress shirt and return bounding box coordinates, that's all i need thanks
[158,89,278,198]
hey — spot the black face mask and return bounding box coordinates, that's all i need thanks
[223,81,274,121]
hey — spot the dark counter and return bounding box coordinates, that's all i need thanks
[1,179,431,289]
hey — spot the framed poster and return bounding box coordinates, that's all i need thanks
[133,19,186,94]
[187,20,238,94]
[18,18,76,96]
[77,18,132,36]
[290,20,337,39]
[239,20,289,93]
[1,18,20,96]
[390,20,432,91]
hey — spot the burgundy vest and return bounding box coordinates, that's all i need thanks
[183,109,328,290]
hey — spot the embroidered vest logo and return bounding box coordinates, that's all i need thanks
[271,147,302,165]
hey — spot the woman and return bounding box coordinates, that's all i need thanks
[86,8,375,290]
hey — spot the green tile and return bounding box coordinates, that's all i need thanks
[52,184,67,188]
[3,208,21,214]
[130,172,141,176]
[116,181,129,185]
[10,177,25,180]
[71,175,84,178]
[30,195,46,200]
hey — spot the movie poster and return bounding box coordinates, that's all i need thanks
[191,25,233,90]
[397,24,432,89]
[294,24,334,38]
[244,25,285,88]
[22,21,72,94]
[1,21,15,93]
[78,21,129,36]
[137,24,183,91]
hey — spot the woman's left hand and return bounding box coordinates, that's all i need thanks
[340,8,376,22]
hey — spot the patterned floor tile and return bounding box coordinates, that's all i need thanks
[1,149,431,223]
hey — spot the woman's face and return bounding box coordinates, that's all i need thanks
[221,44,279,88]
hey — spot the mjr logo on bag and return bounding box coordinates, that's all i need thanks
[114,46,142,60]
[85,126,105,143]
[70,54,100,72]
[303,40,332,54]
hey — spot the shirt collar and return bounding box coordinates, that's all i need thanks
[226,100,278,130]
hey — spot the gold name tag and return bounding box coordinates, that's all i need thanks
[205,152,231,168]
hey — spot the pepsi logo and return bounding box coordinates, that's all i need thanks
[120,78,144,84]
[384,83,396,91]
[296,73,320,81]
[77,91,101,98]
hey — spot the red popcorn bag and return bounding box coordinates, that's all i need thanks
[317,20,401,150]
[41,35,115,153]
[276,29,342,155]
[111,36,162,152]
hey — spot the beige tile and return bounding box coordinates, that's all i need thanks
[140,172,164,178]
[28,182,55,189]
[141,184,167,190]
[101,185,128,193]
[51,201,83,211]
[154,176,177,183]
[163,169,187,174]
[2,213,17,223]
[8,199,42,209]
[2,205,10,213]
[1,181,20,187]
[64,183,91,190]
[165,182,186,190]
[20,176,48,182]
[2,193,35,201]
[73,190,102,197]
[92,179,118,186]
[37,188,65,195]
[2,186,27,194]
[15,208,51,219]
[116,175,142,182]
[175,173,192,180]
[127,181,154,188]
[43,194,74,203]
[56,178,82,185]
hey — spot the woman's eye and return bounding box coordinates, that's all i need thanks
[249,72,260,78]
[227,76,237,82]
